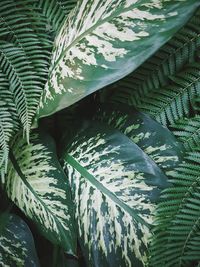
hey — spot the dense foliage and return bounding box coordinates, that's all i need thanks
[1,1,200,266]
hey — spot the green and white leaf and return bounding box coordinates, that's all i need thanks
[37,0,200,118]
[61,121,168,267]
[94,104,184,174]
[0,213,39,267]
[4,131,76,255]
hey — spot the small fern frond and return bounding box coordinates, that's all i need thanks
[109,7,200,108]
[33,0,78,33]
[134,63,200,126]
[0,1,52,56]
[192,95,200,114]
[171,115,200,152]
[0,1,52,137]
[0,41,40,138]
[0,0,53,176]
[0,71,19,175]
[150,151,200,267]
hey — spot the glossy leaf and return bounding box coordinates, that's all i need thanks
[61,121,168,267]
[37,0,200,119]
[4,131,76,255]
[94,104,184,174]
[0,213,39,267]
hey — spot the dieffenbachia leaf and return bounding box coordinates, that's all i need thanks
[94,104,184,174]
[37,0,200,119]
[61,121,168,267]
[4,131,76,255]
[0,213,39,267]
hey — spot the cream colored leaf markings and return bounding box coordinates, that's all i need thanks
[95,109,182,171]
[0,216,28,267]
[0,234,27,266]
[40,0,181,108]
[63,128,163,266]
[5,133,73,250]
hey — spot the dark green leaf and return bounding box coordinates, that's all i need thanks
[37,0,200,118]
[0,213,39,267]
[94,104,184,174]
[4,130,76,255]
[61,120,168,267]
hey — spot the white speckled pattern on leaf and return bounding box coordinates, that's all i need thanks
[37,0,200,119]
[62,121,169,267]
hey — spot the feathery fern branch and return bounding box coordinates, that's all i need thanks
[0,70,19,177]
[192,95,200,114]
[171,116,200,152]
[150,151,200,267]
[135,62,200,126]
[0,0,54,176]
[33,0,78,33]
[109,8,200,107]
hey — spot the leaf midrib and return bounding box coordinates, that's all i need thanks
[51,2,141,73]
[66,153,149,227]
[9,150,67,237]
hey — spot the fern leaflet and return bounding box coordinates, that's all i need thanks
[171,116,200,152]
[109,8,200,107]
[33,0,78,33]
[150,151,200,267]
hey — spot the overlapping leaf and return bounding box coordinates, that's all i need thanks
[37,0,200,118]
[61,120,168,267]
[4,131,76,255]
[0,213,39,267]
[109,7,200,109]
[94,104,184,174]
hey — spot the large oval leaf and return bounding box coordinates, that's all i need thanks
[37,0,200,119]
[4,131,76,255]
[0,213,39,267]
[94,104,184,174]
[61,121,168,266]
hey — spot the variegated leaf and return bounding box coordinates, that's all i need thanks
[37,0,200,119]
[4,131,76,255]
[0,213,39,267]
[61,121,168,267]
[94,104,184,174]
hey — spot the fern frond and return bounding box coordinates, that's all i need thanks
[171,115,200,152]
[0,71,19,176]
[0,0,53,176]
[0,0,52,136]
[0,41,39,137]
[0,1,52,52]
[133,63,200,126]
[192,95,200,114]
[109,7,200,108]
[33,0,78,33]
[150,151,200,267]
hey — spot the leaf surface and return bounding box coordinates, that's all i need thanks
[94,104,184,174]
[38,0,200,118]
[61,121,168,266]
[5,131,76,255]
[0,213,39,267]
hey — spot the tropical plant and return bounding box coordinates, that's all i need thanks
[1,0,200,267]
